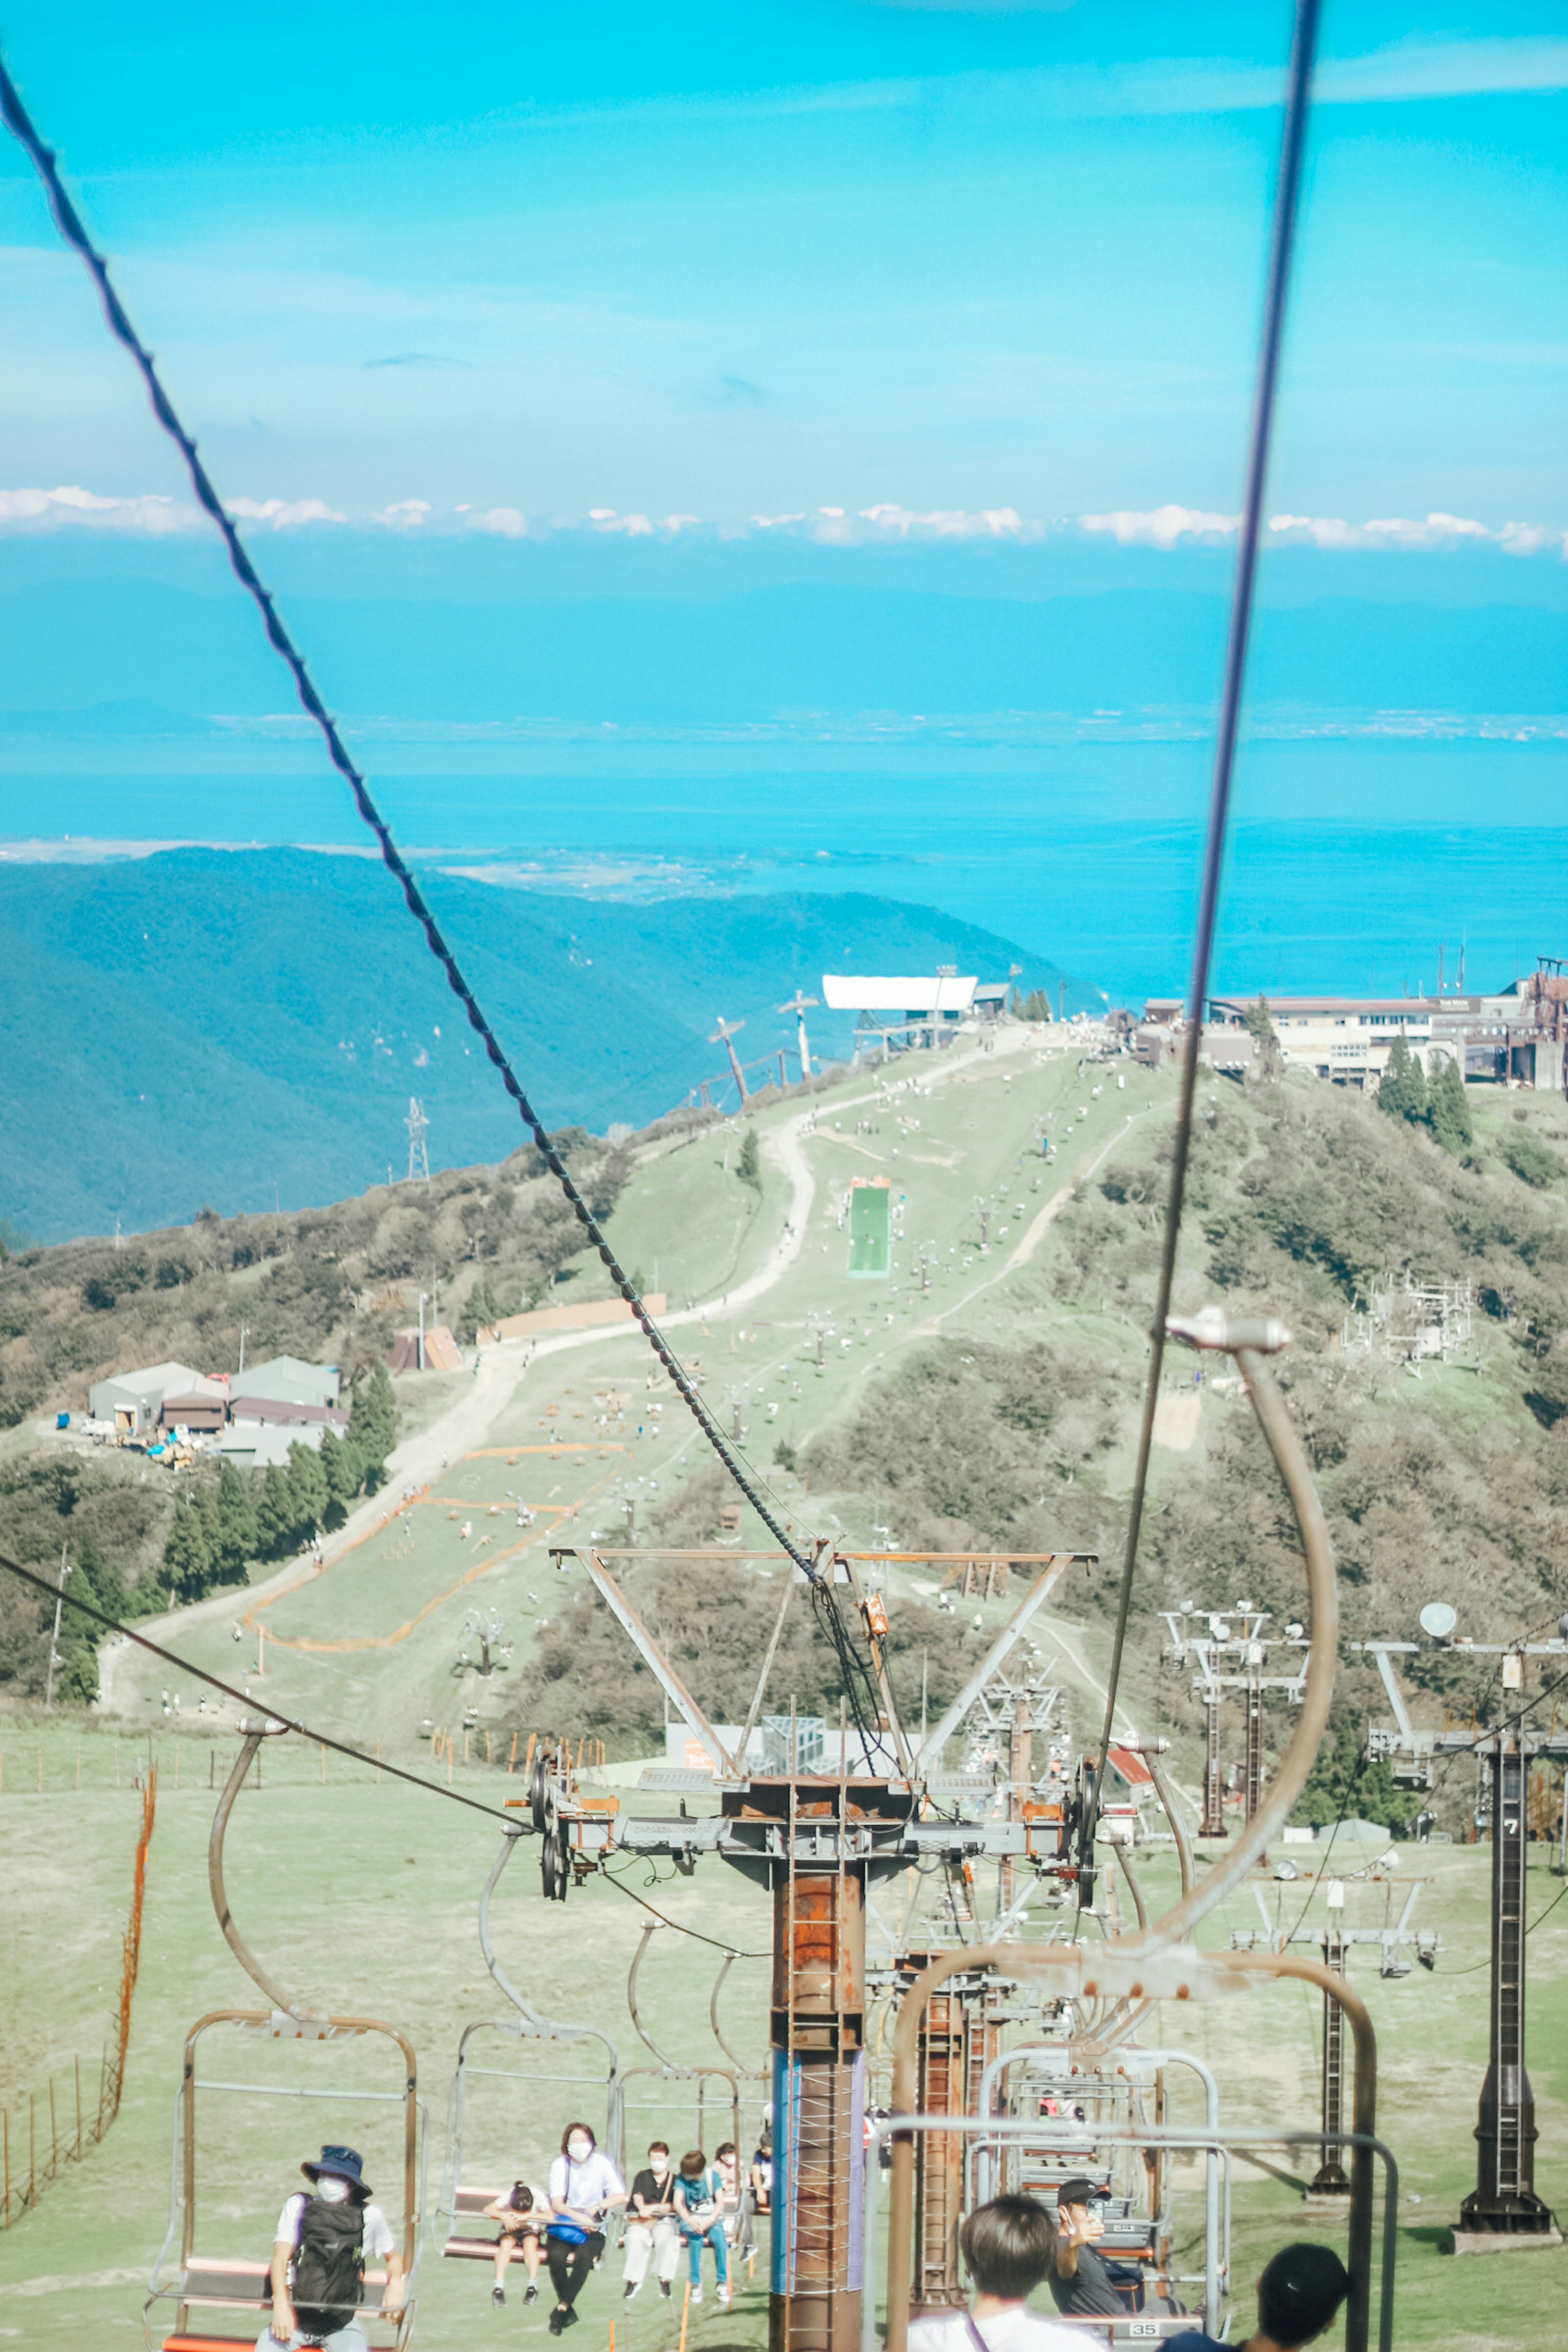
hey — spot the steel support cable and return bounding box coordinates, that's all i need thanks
[1083,0,1322,1865]
[0,52,813,1593]
[0,1548,525,1822]
[0,1546,776,1959]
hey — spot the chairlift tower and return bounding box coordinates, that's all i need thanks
[710,1015,750,1103]
[779,990,820,1082]
[528,1544,1094,2352]
[1357,1608,1568,2250]
[405,1095,430,1184]
[1229,1879,1439,2201]
[1162,1605,1310,1840]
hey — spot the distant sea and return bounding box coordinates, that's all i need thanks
[4,731,1565,1005]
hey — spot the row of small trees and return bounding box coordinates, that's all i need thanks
[159,1369,396,1604]
[1378,1030,1473,1152]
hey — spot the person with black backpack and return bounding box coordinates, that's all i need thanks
[258,2144,405,2350]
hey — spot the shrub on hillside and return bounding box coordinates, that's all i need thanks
[1499,1127,1563,1190]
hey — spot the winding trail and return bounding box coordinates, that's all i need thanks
[94,1028,1049,1710]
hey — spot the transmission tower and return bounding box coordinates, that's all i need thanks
[405,1095,430,1184]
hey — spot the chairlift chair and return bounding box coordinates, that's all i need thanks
[435,1817,622,2264]
[145,1724,425,2352]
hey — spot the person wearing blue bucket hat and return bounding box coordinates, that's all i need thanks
[258,2145,405,2350]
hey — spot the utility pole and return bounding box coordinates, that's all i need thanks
[417,1291,427,1374]
[1359,1618,1568,2249]
[237,1324,249,1379]
[43,1545,69,1711]
[1162,1604,1310,1843]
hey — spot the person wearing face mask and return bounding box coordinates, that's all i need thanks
[258,2145,404,2351]
[546,2122,626,2335]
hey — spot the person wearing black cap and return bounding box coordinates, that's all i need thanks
[1165,2242,1349,2352]
[258,2144,405,2350]
[1047,2178,1128,2321]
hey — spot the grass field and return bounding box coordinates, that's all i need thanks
[3,1037,1566,2348]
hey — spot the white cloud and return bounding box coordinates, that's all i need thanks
[464,506,529,537]
[0,484,199,533]
[1079,504,1238,548]
[1362,510,1493,548]
[856,503,1037,540]
[372,498,432,529]
[588,508,656,536]
[226,497,347,529]
[1497,520,1568,558]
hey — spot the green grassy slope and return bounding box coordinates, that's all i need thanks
[3,1036,1567,2346]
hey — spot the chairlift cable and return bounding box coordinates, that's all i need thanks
[0,1547,517,1824]
[0,47,815,1590]
[0,45,895,1761]
[1083,0,1323,1863]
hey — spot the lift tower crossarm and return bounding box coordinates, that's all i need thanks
[564,1547,739,1777]
[914,1553,1091,1768]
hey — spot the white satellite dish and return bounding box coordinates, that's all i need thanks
[1419,1601,1458,1641]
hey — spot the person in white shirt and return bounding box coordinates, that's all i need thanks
[545,2122,626,2336]
[908,2196,1095,2352]
[258,2144,404,2352]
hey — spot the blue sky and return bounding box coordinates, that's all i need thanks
[1,0,1566,541]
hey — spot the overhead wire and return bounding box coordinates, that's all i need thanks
[0,1547,775,1959]
[0,46,886,1765]
[1082,0,1323,1874]
[0,1547,521,1825]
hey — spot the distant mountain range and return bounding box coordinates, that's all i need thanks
[0,846,1078,1244]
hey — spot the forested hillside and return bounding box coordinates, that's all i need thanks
[802,1078,1568,1779]
[0,847,1067,1242]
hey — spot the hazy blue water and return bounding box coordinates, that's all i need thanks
[6,733,1564,1003]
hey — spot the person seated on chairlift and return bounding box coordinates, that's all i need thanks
[1164,2242,1349,2352]
[908,2195,1083,2352]
[483,2179,546,2310]
[1048,2177,1140,2321]
[546,2120,626,2335]
[672,2148,731,2307]
[622,2140,682,2302]
[749,2126,773,2216]
[259,2144,404,2352]
[714,2141,754,2258]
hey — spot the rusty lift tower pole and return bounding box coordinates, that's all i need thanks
[1359,1617,1568,2250]
[1162,1604,1310,1841]
[532,1545,1094,2352]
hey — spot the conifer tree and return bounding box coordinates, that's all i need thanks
[256,1462,294,1557]
[1427,1058,1473,1154]
[286,1439,329,1538]
[162,1497,214,1602]
[737,1127,762,1187]
[319,1430,366,1528]
[1378,1029,1428,1125]
[349,1366,396,1474]
[215,1459,258,1580]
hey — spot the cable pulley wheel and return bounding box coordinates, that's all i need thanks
[530,1749,550,1834]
